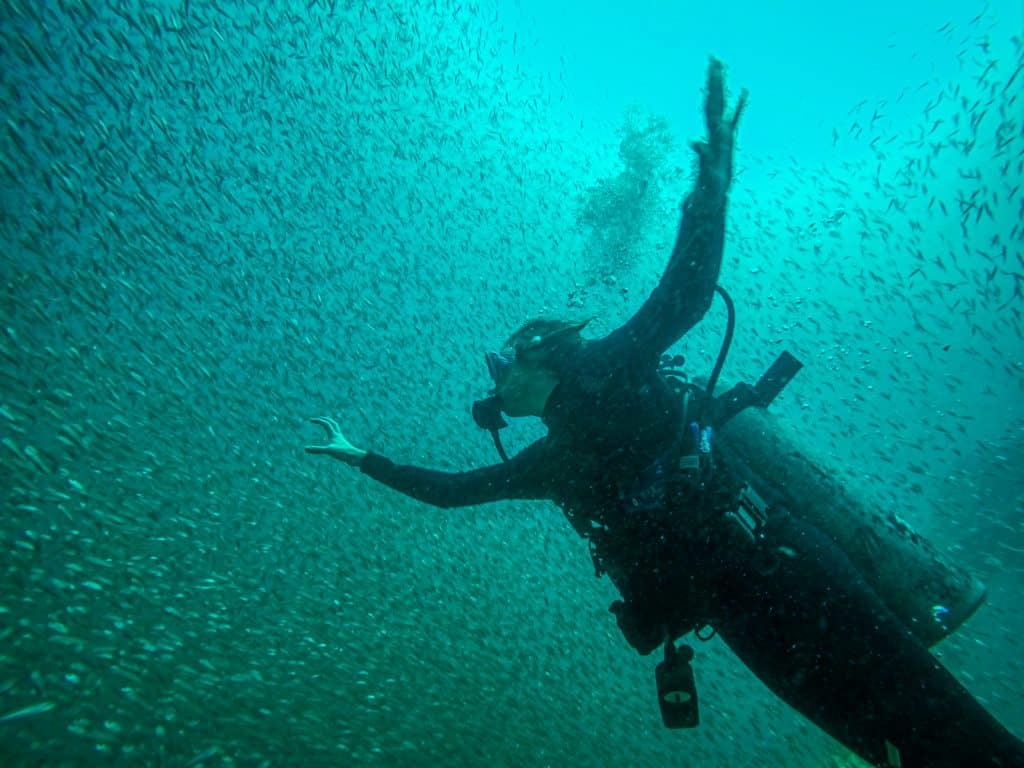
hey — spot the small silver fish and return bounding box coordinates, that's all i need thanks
[0,701,55,723]
[183,746,221,767]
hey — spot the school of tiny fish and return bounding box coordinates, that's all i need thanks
[0,1,1021,766]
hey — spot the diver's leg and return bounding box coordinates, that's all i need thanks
[710,515,1024,767]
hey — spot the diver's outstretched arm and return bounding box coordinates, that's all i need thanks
[597,58,747,361]
[305,417,555,508]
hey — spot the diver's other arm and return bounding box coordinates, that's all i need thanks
[305,416,367,467]
[601,58,747,359]
[691,57,747,204]
[662,56,747,326]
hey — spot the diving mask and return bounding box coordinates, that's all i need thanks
[485,348,516,385]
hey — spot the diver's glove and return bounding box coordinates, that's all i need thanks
[693,57,748,202]
[305,416,367,467]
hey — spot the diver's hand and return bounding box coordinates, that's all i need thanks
[693,57,748,200]
[305,417,367,466]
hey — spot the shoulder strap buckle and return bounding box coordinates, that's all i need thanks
[722,483,770,545]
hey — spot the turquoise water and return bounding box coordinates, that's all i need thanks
[1,1,1021,765]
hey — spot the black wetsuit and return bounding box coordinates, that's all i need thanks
[353,145,1024,768]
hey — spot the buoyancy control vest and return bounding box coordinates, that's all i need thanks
[472,286,804,647]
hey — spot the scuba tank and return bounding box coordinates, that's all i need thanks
[712,402,986,647]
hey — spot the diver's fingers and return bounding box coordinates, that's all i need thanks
[308,416,331,435]
[304,444,331,454]
[308,416,341,437]
[729,89,749,135]
[705,57,725,137]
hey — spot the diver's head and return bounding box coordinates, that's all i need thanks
[486,349,559,417]
[485,318,590,417]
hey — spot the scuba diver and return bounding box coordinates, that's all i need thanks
[305,59,1024,767]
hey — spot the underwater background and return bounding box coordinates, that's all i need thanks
[1,0,1021,765]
